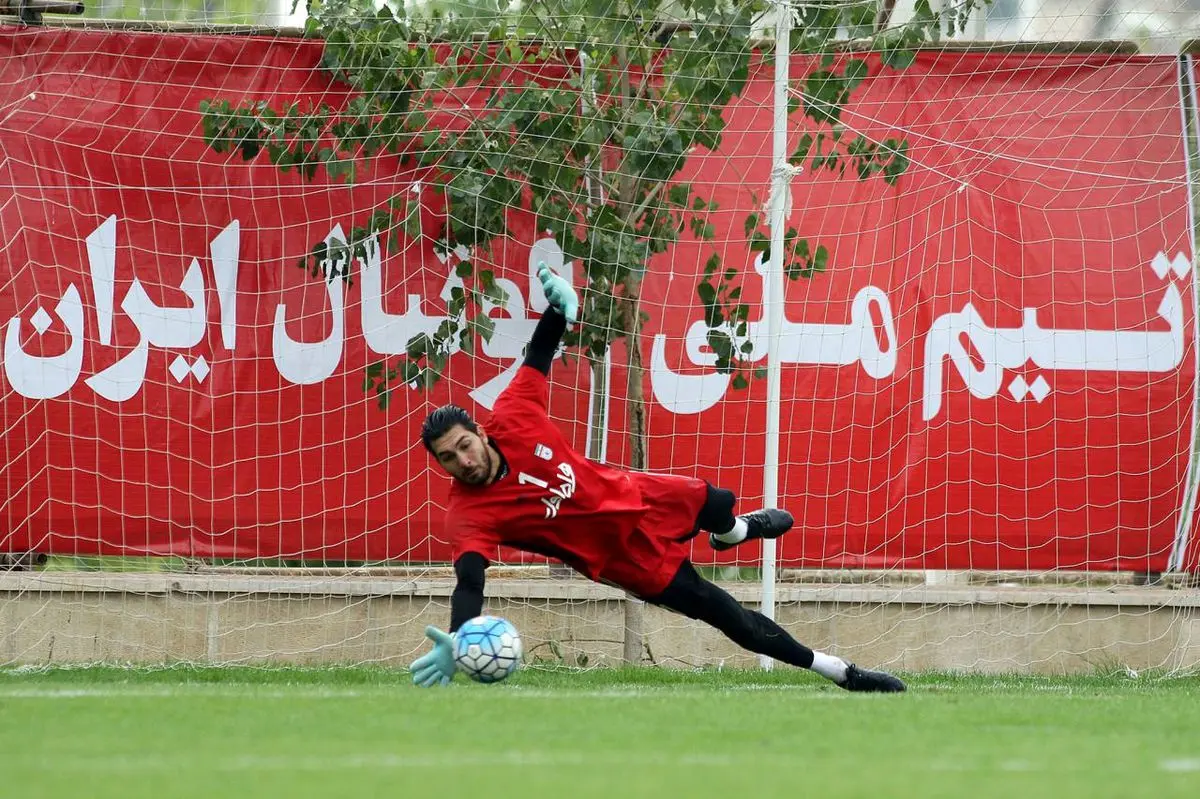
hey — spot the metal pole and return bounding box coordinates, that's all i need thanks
[759,0,791,669]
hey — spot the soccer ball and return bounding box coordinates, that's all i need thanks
[454,616,523,683]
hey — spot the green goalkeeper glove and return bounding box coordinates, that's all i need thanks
[537,263,578,325]
[410,625,457,687]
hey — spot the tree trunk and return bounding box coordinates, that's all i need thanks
[1091,0,1119,39]
[616,24,645,667]
[587,354,608,461]
[875,0,898,30]
[625,285,647,472]
[622,279,647,666]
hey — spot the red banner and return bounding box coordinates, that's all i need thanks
[0,27,1196,571]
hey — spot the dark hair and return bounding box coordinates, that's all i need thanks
[421,404,478,452]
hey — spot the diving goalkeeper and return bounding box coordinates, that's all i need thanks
[410,264,906,693]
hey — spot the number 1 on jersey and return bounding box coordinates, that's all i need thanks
[518,472,550,490]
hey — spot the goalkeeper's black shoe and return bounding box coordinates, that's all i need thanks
[709,509,794,552]
[839,664,907,693]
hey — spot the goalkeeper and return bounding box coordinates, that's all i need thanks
[410,264,905,693]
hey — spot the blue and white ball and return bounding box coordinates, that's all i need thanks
[454,616,523,683]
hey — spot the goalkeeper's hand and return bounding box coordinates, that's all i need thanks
[537,262,578,325]
[410,625,457,687]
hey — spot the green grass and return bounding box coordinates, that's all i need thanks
[1,666,1198,798]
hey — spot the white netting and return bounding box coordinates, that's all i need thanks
[0,1,1198,675]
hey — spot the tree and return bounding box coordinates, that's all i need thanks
[201,0,987,663]
[202,0,988,462]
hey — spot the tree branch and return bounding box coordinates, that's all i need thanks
[622,179,664,229]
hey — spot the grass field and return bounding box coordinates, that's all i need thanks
[1,665,1197,798]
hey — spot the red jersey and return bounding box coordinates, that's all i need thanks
[445,365,707,597]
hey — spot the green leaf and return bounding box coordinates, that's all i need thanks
[790,133,814,166]
[743,213,760,237]
[749,231,770,259]
[883,141,911,186]
[881,48,916,70]
[401,360,422,385]
[814,245,830,273]
[483,280,509,305]
[702,297,723,329]
[406,333,431,359]
[802,69,851,126]
[844,59,869,84]
[447,292,466,319]
[471,312,497,343]
[455,260,472,279]
[706,328,733,361]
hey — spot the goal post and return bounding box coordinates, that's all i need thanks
[1,3,1200,674]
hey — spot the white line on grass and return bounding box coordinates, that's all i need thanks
[0,684,838,700]
[25,752,1181,774]
[0,687,374,699]
[502,685,838,698]
[13,752,744,772]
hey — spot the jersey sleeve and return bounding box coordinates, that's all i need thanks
[446,509,503,564]
[492,364,550,417]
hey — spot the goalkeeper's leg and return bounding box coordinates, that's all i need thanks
[695,484,795,553]
[647,560,906,693]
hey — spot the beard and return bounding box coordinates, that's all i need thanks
[460,445,493,486]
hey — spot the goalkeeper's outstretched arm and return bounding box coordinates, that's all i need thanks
[521,307,567,377]
[449,551,488,632]
[521,263,575,377]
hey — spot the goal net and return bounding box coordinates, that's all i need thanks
[1,0,1198,675]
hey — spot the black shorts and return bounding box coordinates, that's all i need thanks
[675,482,737,542]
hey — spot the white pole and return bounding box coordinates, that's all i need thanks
[759,0,791,670]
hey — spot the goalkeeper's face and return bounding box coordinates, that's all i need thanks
[430,424,495,486]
